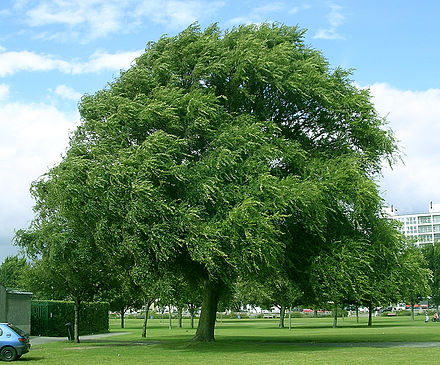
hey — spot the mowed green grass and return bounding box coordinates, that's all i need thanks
[25,315,440,364]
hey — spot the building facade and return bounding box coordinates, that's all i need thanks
[0,284,32,334]
[384,202,440,245]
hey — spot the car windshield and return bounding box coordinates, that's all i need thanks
[7,324,26,337]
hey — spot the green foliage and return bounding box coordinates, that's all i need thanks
[16,23,399,341]
[396,243,431,306]
[31,300,109,336]
[0,255,29,289]
[422,242,440,306]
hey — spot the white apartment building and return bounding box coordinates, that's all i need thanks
[383,202,440,245]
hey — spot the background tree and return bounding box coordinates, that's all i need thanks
[0,255,29,289]
[422,242,440,309]
[18,23,397,342]
[310,238,372,328]
[106,277,143,329]
[397,243,431,320]
[15,216,111,343]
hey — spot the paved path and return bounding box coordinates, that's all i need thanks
[30,332,130,345]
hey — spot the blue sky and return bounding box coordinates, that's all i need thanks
[1,0,440,263]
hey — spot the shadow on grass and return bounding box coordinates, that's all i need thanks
[17,356,46,361]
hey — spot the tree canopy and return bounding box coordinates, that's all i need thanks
[16,23,398,341]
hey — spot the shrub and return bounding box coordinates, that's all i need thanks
[31,300,109,337]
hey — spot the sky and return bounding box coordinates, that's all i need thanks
[1,0,440,263]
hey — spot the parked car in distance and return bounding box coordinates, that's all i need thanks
[0,323,30,361]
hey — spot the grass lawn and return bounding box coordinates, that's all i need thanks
[25,315,440,364]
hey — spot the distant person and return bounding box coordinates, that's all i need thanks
[433,313,438,322]
[426,312,429,323]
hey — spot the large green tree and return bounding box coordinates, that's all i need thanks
[19,23,397,341]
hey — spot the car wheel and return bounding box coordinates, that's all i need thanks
[0,346,18,361]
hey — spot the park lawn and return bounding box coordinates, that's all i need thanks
[24,316,440,364]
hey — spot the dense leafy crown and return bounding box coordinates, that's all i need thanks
[25,23,397,286]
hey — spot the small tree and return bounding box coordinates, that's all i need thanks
[15,220,110,343]
[422,243,440,309]
[397,243,431,320]
[0,255,29,289]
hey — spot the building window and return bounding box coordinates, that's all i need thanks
[434,225,440,233]
[419,225,433,233]
[434,215,440,223]
[406,217,417,225]
[418,216,432,224]
[435,233,440,242]
[419,234,433,243]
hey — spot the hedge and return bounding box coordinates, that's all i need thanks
[31,300,109,337]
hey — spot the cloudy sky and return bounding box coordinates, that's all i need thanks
[1,0,440,263]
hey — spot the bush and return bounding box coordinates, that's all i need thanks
[31,300,109,337]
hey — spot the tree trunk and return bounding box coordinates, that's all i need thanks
[169,305,172,330]
[356,306,359,324]
[178,307,182,328]
[193,279,220,342]
[411,303,415,321]
[142,300,150,338]
[341,303,344,322]
[368,303,373,327]
[73,298,80,343]
[314,309,318,318]
[189,305,195,329]
[333,302,338,328]
[279,305,285,328]
[288,307,292,330]
[120,308,126,329]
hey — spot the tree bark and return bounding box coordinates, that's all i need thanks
[73,298,81,343]
[411,303,415,321]
[279,305,285,328]
[288,307,292,330]
[169,305,172,330]
[368,303,373,327]
[193,279,220,342]
[189,305,195,329]
[333,302,338,328]
[178,307,182,328]
[142,299,150,338]
[120,308,126,329]
[356,306,359,324]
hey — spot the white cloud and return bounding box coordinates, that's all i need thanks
[253,3,285,13]
[227,1,306,26]
[23,0,127,41]
[0,102,78,237]
[0,83,9,100]
[370,83,440,214]
[54,84,82,101]
[133,0,225,29]
[19,0,225,41]
[84,50,142,73]
[289,4,311,14]
[314,3,345,40]
[0,49,142,77]
[0,50,72,76]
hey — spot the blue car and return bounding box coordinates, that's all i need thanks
[0,323,30,361]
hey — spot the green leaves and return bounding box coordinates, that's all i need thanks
[18,23,400,324]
